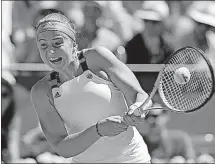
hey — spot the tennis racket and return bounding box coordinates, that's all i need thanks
[134,46,215,116]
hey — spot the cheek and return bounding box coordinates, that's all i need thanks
[61,46,74,60]
[39,50,48,62]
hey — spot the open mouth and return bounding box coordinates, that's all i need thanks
[49,57,62,64]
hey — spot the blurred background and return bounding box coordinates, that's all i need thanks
[1,1,215,163]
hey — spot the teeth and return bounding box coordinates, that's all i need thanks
[49,57,60,61]
[49,57,62,63]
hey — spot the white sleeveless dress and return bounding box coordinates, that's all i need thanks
[52,70,151,163]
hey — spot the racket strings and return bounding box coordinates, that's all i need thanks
[159,48,213,112]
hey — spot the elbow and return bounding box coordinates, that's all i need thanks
[54,147,74,158]
[54,143,82,158]
[55,151,73,158]
[55,151,81,159]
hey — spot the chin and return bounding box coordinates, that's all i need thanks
[49,62,66,71]
[53,67,64,72]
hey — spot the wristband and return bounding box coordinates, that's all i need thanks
[96,122,103,137]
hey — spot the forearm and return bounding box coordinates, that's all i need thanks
[36,109,68,147]
[55,124,100,158]
[133,91,153,107]
[39,115,100,158]
[135,91,149,103]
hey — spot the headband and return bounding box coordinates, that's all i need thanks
[37,22,76,41]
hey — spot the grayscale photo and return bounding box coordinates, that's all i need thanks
[1,1,215,163]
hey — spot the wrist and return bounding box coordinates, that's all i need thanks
[95,122,103,137]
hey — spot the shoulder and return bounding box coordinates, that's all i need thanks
[82,46,118,70]
[31,73,52,98]
[83,46,114,59]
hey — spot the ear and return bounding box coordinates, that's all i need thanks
[72,42,78,52]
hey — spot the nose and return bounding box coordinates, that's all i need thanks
[49,49,56,54]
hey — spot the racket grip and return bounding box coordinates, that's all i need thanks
[133,108,145,116]
[133,99,153,116]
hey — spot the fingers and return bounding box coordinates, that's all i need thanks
[108,115,123,123]
[123,114,135,126]
[116,120,129,129]
[130,114,143,122]
[128,102,143,115]
[123,114,143,126]
[128,100,153,116]
[108,116,128,128]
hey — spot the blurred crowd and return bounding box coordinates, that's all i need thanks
[2,1,215,163]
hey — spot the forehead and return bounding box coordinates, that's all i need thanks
[37,30,69,41]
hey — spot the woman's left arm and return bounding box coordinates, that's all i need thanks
[86,46,152,124]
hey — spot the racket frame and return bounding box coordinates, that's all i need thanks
[137,46,215,114]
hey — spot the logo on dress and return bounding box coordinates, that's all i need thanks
[54,92,61,98]
[86,73,93,79]
[52,87,61,98]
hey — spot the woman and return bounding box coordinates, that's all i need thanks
[31,13,152,163]
[1,77,20,163]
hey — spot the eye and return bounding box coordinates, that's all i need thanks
[53,42,63,47]
[40,43,48,49]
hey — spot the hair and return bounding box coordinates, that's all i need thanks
[1,78,16,151]
[33,8,65,28]
[36,13,77,48]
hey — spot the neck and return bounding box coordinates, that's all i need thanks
[58,59,83,81]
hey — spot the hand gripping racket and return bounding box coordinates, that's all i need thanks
[134,46,215,116]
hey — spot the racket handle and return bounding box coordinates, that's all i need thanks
[133,108,146,116]
[134,106,165,116]
[133,99,153,116]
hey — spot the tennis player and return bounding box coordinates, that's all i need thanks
[31,13,151,163]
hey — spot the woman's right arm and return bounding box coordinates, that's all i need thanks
[31,81,101,158]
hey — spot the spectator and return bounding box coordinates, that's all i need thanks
[2,1,15,68]
[174,1,215,52]
[169,155,186,163]
[138,106,196,162]
[164,1,193,37]
[77,1,121,52]
[2,4,21,161]
[206,31,215,70]
[125,1,174,64]
[1,77,21,163]
[76,1,103,50]
[102,1,143,43]
[196,153,215,163]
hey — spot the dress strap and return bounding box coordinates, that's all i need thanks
[50,71,60,88]
[78,50,88,72]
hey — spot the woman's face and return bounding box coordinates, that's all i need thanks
[37,30,76,70]
[1,85,12,115]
